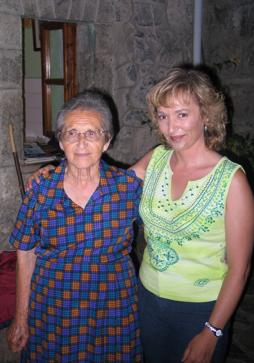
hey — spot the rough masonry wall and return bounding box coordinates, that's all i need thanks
[76,0,193,164]
[0,0,193,249]
[203,0,254,135]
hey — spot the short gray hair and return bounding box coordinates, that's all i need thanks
[56,89,114,141]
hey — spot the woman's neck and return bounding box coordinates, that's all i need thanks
[65,164,100,186]
[170,144,215,170]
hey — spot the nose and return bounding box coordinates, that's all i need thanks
[165,116,178,135]
[76,133,89,146]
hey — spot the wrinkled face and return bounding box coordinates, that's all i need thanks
[59,109,110,170]
[156,95,205,151]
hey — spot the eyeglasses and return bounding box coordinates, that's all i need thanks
[60,129,108,143]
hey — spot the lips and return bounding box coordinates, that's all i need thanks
[169,135,185,143]
[75,152,90,157]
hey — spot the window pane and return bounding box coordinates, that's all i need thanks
[51,85,64,131]
[49,30,63,78]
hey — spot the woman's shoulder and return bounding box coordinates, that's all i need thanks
[145,144,171,172]
[152,144,172,159]
[219,155,244,175]
[130,145,170,180]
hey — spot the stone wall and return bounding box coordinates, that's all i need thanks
[0,0,193,250]
[203,0,254,135]
[76,0,194,164]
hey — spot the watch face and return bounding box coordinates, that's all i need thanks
[215,330,223,337]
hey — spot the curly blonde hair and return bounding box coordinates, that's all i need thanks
[146,67,227,150]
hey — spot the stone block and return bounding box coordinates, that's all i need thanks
[94,56,113,93]
[204,1,254,39]
[166,0,193,32]
[37,0,55,20]
[108,125,158,164]
[95,24,114,55]
[129,64,168,109]
[77,54,95,92]
[112,87,132,128]
[113,23,136,67]
[228,83,254,135]
[203,2,254,73]
[69,0,86,21]
[0,90,23,167]
[114,0,132,23]
[154,28,192,66]
[124,109,151,128]
[152,2,168,26]
[20,0,39,18]
[76,24,96,90]
[0,50,22,88]
[97,0,115,23]
[0,0,22,15]
[82,0,99,22]
[134,2,153,27]
[54,0,71,20]
[0,14,21,50]
[0,50,22,89]
[115,63,138,88]
[133,31,155,64]
[0,167,21,250]
[77,23,95,51]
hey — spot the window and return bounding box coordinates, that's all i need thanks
[40,21,77,136]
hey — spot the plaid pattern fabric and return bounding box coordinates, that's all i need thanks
[10,160,143,362]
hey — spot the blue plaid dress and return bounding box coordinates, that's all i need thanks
[10,160,143,363]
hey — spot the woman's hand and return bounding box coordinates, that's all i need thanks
[6,317,29,352]
[7,249,37,352]
[182,329,217,363]
[25,164,55,190]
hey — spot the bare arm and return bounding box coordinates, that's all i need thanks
[182,169,254,363]
[129,149,154,180]
[7,249,37,352]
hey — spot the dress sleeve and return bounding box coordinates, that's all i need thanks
[9,182,40,251]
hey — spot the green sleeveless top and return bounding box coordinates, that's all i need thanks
[139,145,241,302]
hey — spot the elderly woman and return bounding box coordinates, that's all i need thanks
[7,90,143,362]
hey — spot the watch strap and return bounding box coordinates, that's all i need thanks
[205,321,223,337]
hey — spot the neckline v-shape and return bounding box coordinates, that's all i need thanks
[167,152,225,202]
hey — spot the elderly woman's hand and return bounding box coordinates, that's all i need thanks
[25,164,55,190]
[6,317,29,352]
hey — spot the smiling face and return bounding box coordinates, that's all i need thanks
[156,94,206,152]
[59,108,110,171]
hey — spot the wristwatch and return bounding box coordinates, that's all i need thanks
[205,321,223,337]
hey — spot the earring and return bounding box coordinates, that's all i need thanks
[204,125,208,132]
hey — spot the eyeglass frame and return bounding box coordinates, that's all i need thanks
[58,128,109,143]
